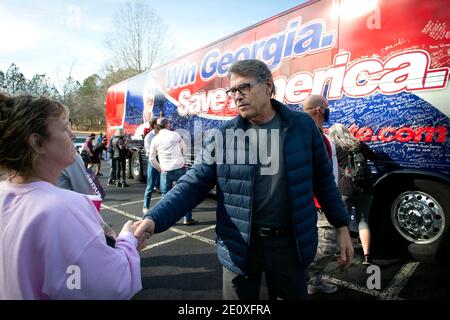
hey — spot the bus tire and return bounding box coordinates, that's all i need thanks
[131,151,144,182]
[371,179,449,262]
[404,180,449,262]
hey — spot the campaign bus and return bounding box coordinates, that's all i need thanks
[105,0,450,262]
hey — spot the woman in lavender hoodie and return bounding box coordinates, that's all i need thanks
[0,93,142,299]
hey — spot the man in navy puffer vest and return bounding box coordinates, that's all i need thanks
[135,59,354,300]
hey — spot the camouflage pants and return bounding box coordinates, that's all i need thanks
[307,225,337,286]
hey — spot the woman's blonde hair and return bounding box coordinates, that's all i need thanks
[0,93,68,178]
[328,123,360,151]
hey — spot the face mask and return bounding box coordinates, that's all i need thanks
[322,108,330,122]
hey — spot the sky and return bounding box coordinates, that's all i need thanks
[0,0,306,86]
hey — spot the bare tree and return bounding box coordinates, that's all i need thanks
[104,0,175,73]
[53,64,82,127]
[54,61,79,103]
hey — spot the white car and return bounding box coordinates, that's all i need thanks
[74,136,86,154]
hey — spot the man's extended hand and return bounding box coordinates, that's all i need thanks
[134,219,156,251]
[336,226,354,269]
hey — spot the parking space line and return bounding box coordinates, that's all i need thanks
[170,226,216,246]
[102,204,216,248]
[323,275,404,300]
[382,261,419,299]
[110,200,144,208]
[140,226,216,253]
[190,225,216,235]
[109,197,162,208]
[188,234,216,246]
[101,204,142,220]
[140,235,188,252]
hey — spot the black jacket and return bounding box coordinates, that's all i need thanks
[336,142,377,195]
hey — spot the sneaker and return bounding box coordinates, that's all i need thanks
[153,187,161,193]
[142,208,149,214]
[183,219,198,225]
[362,255,372,265]
[107,179,115,186]
[121,181,129,188]
[308,281,338,294]
[116,181,122,188]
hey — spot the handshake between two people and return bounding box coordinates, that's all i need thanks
[119,219,155,251]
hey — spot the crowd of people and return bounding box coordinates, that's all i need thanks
[0,59,377,300]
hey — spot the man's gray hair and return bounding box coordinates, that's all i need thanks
[227,59,276,96]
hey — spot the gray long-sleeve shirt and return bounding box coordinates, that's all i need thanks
[58,153,100,197]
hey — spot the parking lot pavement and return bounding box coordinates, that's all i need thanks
[102,196,224,300]
[97,162,450,300]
